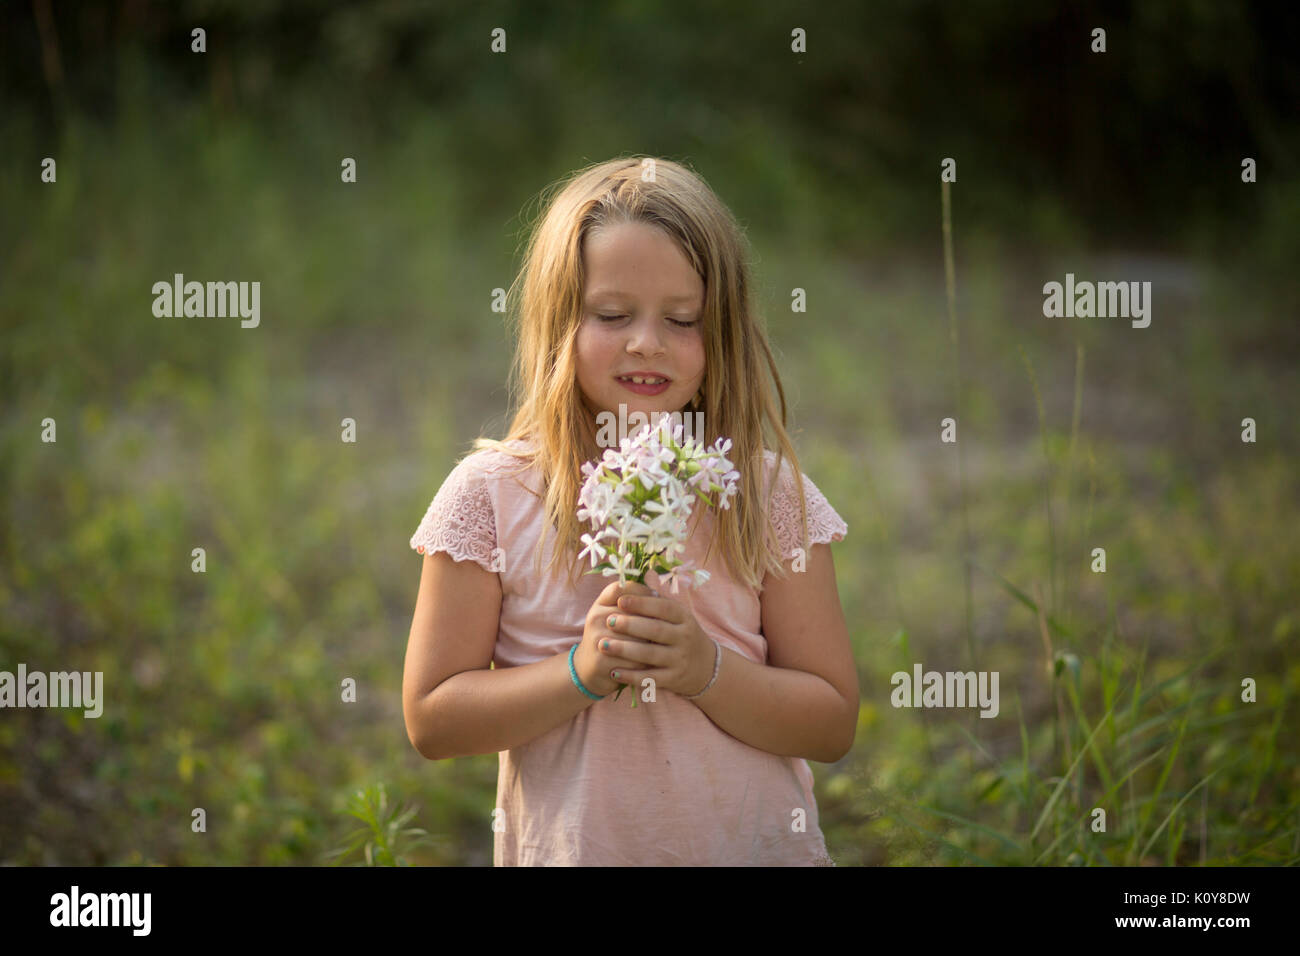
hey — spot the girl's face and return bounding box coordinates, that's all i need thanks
[575,222,706,426]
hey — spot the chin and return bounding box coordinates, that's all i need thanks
[640,401,682,417]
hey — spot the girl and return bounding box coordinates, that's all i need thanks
[403,157,858,866]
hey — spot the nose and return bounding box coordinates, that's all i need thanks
[626,315,666,357]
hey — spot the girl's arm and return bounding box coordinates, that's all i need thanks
[693,542,859,763]
[403,552,599,759]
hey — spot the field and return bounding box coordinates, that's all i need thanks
[2,9,1297,865]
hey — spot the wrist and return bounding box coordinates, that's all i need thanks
[569,643,610,700]
[684,638,722,699]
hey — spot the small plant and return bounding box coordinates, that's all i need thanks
[324,782,434,866]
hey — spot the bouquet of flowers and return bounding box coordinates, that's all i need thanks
[577,414,740,703]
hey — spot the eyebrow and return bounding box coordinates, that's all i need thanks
[585,290,700,304]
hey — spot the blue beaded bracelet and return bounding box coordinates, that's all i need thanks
[568,644,604,700]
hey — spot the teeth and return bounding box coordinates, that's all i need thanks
[623,376,666,384]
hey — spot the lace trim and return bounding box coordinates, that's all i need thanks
[767,456,848,561]
[409,454,499,572]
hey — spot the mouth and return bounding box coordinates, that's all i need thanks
[615,373,671,395]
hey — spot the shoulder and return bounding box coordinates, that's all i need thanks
[758,448,813,500]
[757,448,848,558]
[758,447,832,494]
[408,440,534,564]
[759,447,792,485]
[444,438,537,487]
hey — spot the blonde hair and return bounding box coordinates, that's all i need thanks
[469,156,811,591]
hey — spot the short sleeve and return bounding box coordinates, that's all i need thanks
[409,455,499,572]
[767,455,848,562]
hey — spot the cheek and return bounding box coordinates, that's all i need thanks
[574,326,613,381]
[681,337,706,377]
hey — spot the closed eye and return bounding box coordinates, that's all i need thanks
[596,314,697,329]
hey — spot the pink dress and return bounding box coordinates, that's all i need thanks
[409,439,848,865]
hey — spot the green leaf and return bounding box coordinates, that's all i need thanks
[966,558,1076,639]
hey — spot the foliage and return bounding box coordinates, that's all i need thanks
[0,2,1295,867]
[324,783,436,867]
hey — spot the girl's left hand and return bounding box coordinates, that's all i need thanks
[599,589,715,699]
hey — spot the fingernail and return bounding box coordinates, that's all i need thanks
[607,615,617,627]
[611,670,620,679]
[601,639,610,650]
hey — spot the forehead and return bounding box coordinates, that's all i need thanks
[585,288,699,303]
[582,223,703,301]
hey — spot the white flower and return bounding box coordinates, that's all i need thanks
[576,480,606,524]
[654,480,681,516]
[642,510,686,553]
[601,547,637,584]
[638,451,670,485]
[618,514,656,547]
[659,561,709,594]
[659,564,686,594]
[576,423,739,592]
[578,532,608,568]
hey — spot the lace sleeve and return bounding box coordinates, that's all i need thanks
[768,458,848,562]
[409,455,498,572]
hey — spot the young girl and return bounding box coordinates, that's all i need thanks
[403,157,858,866]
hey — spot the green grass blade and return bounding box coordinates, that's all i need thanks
[1140,769,1220,861]
[1032,697,1116,842]
[1062,672,1115,795]
[1129,712,1188,862]
[954,722,1028,807]
[1032,747,1166,865]
[966,558,1076,640]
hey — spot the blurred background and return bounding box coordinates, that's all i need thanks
[1,0,1297,865]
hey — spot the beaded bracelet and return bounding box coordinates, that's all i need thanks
[684,638,722,699]
[568,643,605,701]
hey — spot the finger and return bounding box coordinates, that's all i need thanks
[606,611,672,646]
[597,580,651,609]
[615,593,685,626]
[598,636,664,667]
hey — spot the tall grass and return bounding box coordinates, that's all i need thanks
[3,102,1295,867]
[864,183,1300,866]
[941,180,977,674]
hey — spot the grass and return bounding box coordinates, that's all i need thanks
[810,182,1297,867]
[1,103,1296,866]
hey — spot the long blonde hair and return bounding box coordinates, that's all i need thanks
[470,156,810,591]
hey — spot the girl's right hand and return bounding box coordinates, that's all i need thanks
[576,580,657,697]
